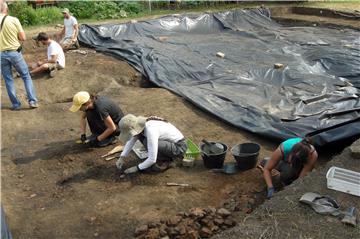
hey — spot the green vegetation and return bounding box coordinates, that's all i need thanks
[56,1,144,20]
[8,1,359,28]
[9,1,247,27]
[9,1,145,26]
[9,2,62,26]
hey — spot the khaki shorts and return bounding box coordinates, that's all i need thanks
[45,62,64,70]
[60,37,77,48]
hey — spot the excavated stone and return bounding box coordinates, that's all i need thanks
[350,139,360,159]
[214,218,224,225]
[135,225,148,236]
[167,216,182,226]
[189,207,206,218]
[217,208,231,217]
[145,228,160,239]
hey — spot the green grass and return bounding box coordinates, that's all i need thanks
[21,1,360,31]
[24,2,254,30]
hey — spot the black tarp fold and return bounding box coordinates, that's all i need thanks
[79,8,360,146]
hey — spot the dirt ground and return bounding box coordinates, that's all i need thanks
[213,141,360,239]
[1,34,274,239]
[1,6,359,239]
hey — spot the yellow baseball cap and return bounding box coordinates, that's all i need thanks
[69,91,90,112]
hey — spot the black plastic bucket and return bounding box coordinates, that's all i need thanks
[200,142,228,169]
[231,143,260,171]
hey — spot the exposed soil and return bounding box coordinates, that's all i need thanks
[213,143,360,239]
[1,36,273,239]
[1,6,359,239]
[271,6,360,30]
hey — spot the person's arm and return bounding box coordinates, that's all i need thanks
[80,112,87,134]
[18,31,26,41]
[298,150,318,178]
[120,136,138,157]
[72,24,79,41]
[263,146,282,189]
[47,54,58,64]
[97,116,116,142]
[137,127,159,170]
[58,27,65,38]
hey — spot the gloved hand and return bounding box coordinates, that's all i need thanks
[124,166,139,174]
[80,134,87,143]
[116,157,125,170]
[88,137,99,147]
[267,187,275,199]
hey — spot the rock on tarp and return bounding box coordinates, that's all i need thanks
[78,8,360,146]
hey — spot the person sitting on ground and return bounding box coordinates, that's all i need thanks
[69,91,124,147]
[262,137,318,198]
[30,32,65,78]
[116,114,188,174]
[57,8,79,50]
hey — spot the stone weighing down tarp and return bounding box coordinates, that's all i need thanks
[78,9,360,146]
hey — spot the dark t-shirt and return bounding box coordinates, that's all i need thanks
[94,96,123,124]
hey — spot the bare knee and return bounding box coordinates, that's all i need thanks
[41,64,50,70]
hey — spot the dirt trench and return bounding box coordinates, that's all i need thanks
[1,37,274,239]
[2,6,359,239]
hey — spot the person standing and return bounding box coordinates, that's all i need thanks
[0,1,38,110]
[57,8,79,50]
[1,205,12,239]
[69,91,124,147]
[30,32,65,77]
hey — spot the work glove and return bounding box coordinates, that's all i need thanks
[88,137,99,147]
[116,157,125,170]
[80,134,87,143]
[124,166,139,175]
[267,187,275,199]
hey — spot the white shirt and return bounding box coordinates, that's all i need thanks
[47,40,65,68]
[121,120,184,170]
[64,16,78,38]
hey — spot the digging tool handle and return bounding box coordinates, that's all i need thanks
[166,183,190,187]
[202,139,215,154]
[202,139,212,147]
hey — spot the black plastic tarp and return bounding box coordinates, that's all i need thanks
[78,9,360,146]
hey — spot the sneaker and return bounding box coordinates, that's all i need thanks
[29,102,39,109]
[147,163,170,173]
[74,40,80,49]
[110,137,118,145]
[49,68,57,78]
[11,106,21,111]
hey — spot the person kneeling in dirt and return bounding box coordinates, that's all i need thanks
[30,32,65,78]
[262,137,318,198]
[57,8,79,51]
[116,114,188,174]
[69,91,124,147]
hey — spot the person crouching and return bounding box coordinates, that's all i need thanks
[262,137,318,198]
[69,91,124,147]
[116,114,188,174]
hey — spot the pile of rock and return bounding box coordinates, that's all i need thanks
[134,207,236,239]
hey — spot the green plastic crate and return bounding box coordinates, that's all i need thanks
[184,138,201,160]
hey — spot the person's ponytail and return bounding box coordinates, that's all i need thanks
[90,93,98,101]
[302,136,313,145]
[146,116,168,122]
